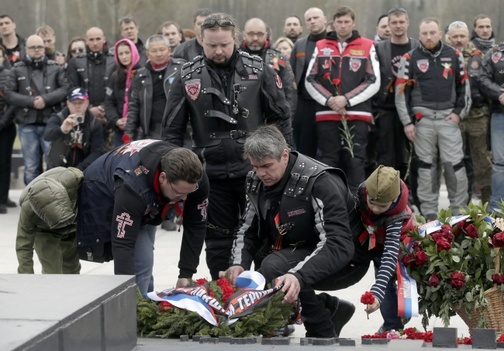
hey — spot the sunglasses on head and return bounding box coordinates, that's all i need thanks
[201,17,235,30]
[71,48,85,54]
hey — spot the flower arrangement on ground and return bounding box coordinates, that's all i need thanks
[400,203,504,329]
[137,276,294,338]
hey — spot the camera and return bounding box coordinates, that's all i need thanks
[73,115,84,124]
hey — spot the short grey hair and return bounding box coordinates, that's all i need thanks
[244,125,289,161]
[448,21,469,32]
[145,34,169,50]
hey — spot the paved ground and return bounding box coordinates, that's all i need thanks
[1,175,474,350]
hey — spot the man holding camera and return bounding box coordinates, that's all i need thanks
[44,87,104,171]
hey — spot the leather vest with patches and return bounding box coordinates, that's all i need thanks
[246,152,347,248]
[180,52,265,147]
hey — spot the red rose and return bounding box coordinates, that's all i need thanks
[428,273,440,287]
[360,291,375,305]
[414,250,428,265]
[440,224,452,232]
[158,300,173,312]
[450,271,465,290]
[464,223,479,238]
[401,253,414,267]
[492,232,504,247]
[436,238,452,252]
[414,112,423,120]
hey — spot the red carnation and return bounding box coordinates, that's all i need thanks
[158,300,173,312]
[414,250,428,265]
[492,232,504,247]
[436,238,452,252]
[401,253,414,267]
[323,72,331,80]
[360,291,375,305]
[332,78,341,86]
[195,278,208,285]
[450,271,465,290]
[492,273,504,285]
[217,278,236,303]
[464,223,479,238]
[428,273,440,287]
[414,112,423,120]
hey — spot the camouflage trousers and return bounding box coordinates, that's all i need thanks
[459,106,492,198]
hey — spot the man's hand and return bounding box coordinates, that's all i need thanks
[276,273,300,304]
[61,114,79,133]
[404,123,416,141]
[444,112,460,124]
[218,266,244,285]
[364,297,381,314]
[327,95,347,112]
[90,105,107,124]
[176,278,191,288]
[33,96,46,109]
[116,118,127,130]
[499,92,504,105]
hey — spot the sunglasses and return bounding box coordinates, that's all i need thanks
[201,17,235,30]
[169,182,199,197]
[27,46,45,51]
[71,48,85,54]
[388,7,408,15]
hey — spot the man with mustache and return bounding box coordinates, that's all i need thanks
[395,18,471,220]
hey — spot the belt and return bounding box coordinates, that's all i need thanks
[209,130,248,140]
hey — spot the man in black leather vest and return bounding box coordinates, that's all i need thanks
[162,13,291,280]
[221,125,359,338]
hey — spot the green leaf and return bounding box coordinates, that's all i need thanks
[452,256,460,263]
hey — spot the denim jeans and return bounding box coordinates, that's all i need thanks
[490,113,504,212]
[134,224,157,295]
[18,124,50,185]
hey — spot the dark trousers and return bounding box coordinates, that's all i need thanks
[293,98,318,158]
[0,123,16,204]
[374,108,409,179]
[258,248,348,338]
[205,177,246,280]
[317,120,368,193]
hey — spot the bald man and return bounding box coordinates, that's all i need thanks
[5,34,69,184]
[66,26,115,146]
[290,7,327,158]
[240,17,296,117]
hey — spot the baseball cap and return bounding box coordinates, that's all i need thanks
[68,88,88,102]
[365,165,400,202]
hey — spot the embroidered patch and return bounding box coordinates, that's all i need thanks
[320,47,334,56]
[492,52,502,64]
[116,212,133,238]
[417,59,429,73]
[349,49,364,56]
[184,79,201,100]
[275,73,283,89]
[134,165,149,176]
[287,208,306,217]
[470,59,480,70]
[349,58,361,72]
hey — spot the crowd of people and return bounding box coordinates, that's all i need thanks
[0,4,503,339]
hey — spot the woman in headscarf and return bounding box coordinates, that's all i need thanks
[104,38,140,147]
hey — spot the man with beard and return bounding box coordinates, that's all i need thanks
[446,21,491,206]
[35,25,65,65]
[395,18,470,220]
[162,12,291,280]
[290,7,327,158]
[283,16,303,43]
[240,17,296,117]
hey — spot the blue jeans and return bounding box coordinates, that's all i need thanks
[134,224,156,295]
[373,257,403,331]
[18,124,50,185]
[490,113,504,212]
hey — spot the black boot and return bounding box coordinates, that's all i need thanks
[318,292,355,337]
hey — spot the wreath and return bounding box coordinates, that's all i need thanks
[137,275,295,338]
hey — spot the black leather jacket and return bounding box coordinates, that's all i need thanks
[479,44,504,113]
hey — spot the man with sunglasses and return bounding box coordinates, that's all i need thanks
[162,12,291,281]
[76,139,209,295]
[5,34,69,185]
